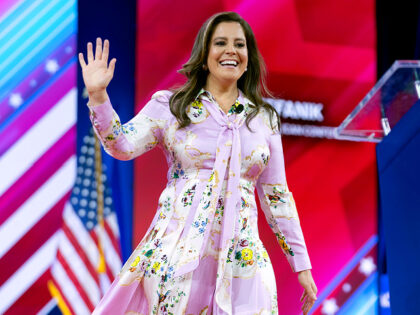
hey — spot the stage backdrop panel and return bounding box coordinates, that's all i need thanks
[0,0,77,313]
[134,1,377,314]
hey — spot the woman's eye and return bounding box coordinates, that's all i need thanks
[236,43,246,48]
[215,41,225,46]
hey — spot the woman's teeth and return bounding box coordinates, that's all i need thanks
[220,60,238,66]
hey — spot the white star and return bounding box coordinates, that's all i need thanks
[45,59,59,74]
[80,199,88,207]
[342,283,352,293]
[321,298,339,315]
[359,257,376,276]
[81,145,88,154]
[9,93,23,108]
[380,292,391,308]
[71,197,78,205]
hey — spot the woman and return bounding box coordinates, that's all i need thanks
[79,11,317,315]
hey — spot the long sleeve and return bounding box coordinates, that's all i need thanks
[88,92,170,161]
[256,127,312,273]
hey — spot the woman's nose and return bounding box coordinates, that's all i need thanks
[225,42,236,54]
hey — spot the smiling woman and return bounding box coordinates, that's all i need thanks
[79,11,317,315]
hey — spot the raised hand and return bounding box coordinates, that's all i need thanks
[298,269,318,314]
[78,37,116,105]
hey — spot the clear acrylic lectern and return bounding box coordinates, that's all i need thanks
[335,60,420,143]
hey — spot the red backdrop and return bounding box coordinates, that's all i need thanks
[134,1,377,314]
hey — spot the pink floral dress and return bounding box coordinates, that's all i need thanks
[89,89,311,315]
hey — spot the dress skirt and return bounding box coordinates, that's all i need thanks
[92,177,279,315]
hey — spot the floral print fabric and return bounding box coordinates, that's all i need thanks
[89,89,311,315]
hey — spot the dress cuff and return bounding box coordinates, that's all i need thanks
[87,100,115,132]
[289,252,312,273]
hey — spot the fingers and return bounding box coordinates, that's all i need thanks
[303,276,317,300]
[95,37,102,60]
[301,286,317,314]
[301,295,315,315]
[303,299,313,315]
[83,38,112,71]
[299,273,318,314]
[308,284,317,301]
[87,42,94,62]
[302,297,308,315]
[307,298,316,314]
[102,39,109,64]
[108,58,117,76]
[300,290,307,302]
[78,53,86,69]
[309,291,317,300]
[312,282,318,298]
[302,300,308,315]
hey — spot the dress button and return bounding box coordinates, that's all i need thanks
[227,122,232,129]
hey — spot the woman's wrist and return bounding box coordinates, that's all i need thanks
[298,269,312,274]
[88,89,109,106]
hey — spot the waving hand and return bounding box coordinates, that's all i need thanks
[78,37,116,105]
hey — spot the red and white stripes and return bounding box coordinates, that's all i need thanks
[50,204,122,314]
[0,84,77,313]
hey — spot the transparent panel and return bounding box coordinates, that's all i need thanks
[335,60,420,142]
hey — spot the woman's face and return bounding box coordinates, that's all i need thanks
[206,22,248,87]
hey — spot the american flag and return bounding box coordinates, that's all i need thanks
[0,0,121,313]
[49,131,122,314]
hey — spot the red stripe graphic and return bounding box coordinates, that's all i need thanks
[0,192,70,286]
[4,270,53,315]
[0,126,76,225]
[0,65,76,156]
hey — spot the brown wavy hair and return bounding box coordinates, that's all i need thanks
[169,11,280,131]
